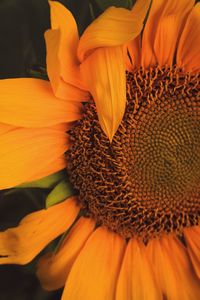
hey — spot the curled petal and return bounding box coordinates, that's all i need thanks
[46,1,88,99]
[78,0,150,62]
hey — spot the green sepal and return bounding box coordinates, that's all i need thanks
[94,0,133,10]
[46,180,75,208]
[16,171,66,189]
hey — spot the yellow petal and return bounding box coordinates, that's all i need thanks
[62,227,125,300]
[177,3,200,72]
[116,238,162,300]
[46,1,88,98]
[37,217,95,291]
[146,235,200,300]
[184,226,200,279]
[81,46,126,141]
[78,0,150,62]
[0,78,81,127]
[153,0,195,66]
[0,197,79,264]
[0,127,68,189]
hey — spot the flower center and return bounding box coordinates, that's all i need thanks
[67,65,200,241]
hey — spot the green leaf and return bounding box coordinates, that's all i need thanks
[46,180,75,208]
[94,0,133,10]
[16,171,65,189]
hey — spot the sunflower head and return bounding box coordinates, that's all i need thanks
[68,64,200,241]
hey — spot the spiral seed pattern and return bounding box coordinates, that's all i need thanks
[67,65,200,241]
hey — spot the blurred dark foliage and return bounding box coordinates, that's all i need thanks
[0,0,91,299]
[0,188,63,300]
[0,0,92,79]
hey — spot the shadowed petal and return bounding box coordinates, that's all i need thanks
[78,0,150,62]
[37,217,95,291]
[0,198,79,264]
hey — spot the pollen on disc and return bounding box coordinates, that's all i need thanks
[67,65,200,241]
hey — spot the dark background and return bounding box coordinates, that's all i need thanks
[0,1,92,299]
[0,0,93,79]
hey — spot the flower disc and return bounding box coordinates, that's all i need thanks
[67,66,200,241]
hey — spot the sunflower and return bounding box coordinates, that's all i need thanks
[0,0,200,299]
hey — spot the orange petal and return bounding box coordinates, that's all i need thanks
[45,123,73,132]
[131,0,151,17]
[125,0,151,71]
[146,235,200,299]
[81,47,126,141]
[153,0,195,66]
[45,29,89,101]
[116,238,162,300]
[184,225,200,279]
[0,197,79,264]
[124,0,151,70]
[27,156,66,184]
[0,78,81,127]
[125,35,141,71]
[141,0,166,68]
[37,217,95,291]
[48,1,79,74]
[0,127,68,189]
[46,1,88,99]
[78,0,150,62]
[177,3,200,72]
[0,123,16,135]
[62,227,125,300]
